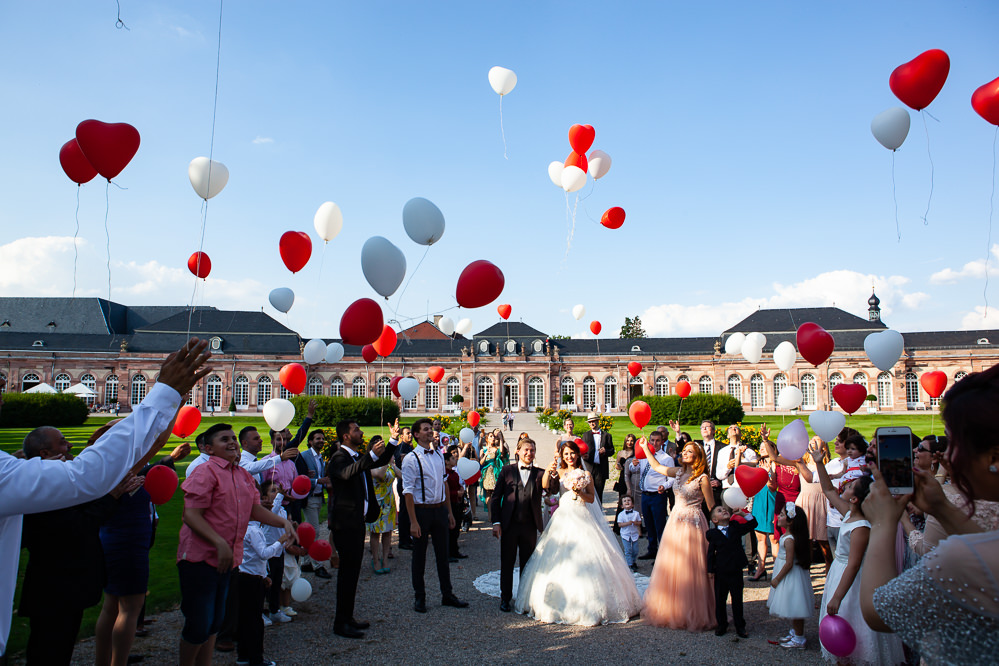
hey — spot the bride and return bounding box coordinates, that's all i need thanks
[515,441,642,625]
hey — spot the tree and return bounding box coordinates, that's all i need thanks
[619,316,647,338]
[551,334,571,340]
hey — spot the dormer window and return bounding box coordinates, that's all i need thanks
[46,321,56,330]
[631,345,642,352]
[505,340,517,353]
[32,340,44,347]
[978,337,990,345]
[532,340,543,353]
[0,319,9,328]
[478,340,490,354]
[209,336,223,351]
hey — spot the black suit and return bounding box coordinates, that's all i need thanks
[394,440,415,546]
[489,464,545,603]
[706,516,757,632]
[580,429,614,503]
[327,442,396,629]
[697,439,724,514]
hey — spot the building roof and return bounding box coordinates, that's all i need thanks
[0,297,115,335]
[399,321,453,340]
[474,322,548,338]
[554,337,717,357]
[725,307,885,335]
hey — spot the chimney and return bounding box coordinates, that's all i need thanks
[433,314,442,327]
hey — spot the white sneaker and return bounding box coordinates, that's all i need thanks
[269,610,293,623]
[778,633,796,643]
[782,637,806,649]
[262,613,273,627]
[280,606,298,617]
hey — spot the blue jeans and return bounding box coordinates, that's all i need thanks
[641,491,669,553]
[178,561,231,645]
[622,538,639,566]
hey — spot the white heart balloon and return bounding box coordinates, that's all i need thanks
[588,150,612,180]
[263,398,295,431]
[746,332,766,350]
[871,107,911,151]
[188,157,229,200]
[487,66,517,95]
[724,332,746,355]
[548,161,564,187]
[456,457,480,481]
[776,419,809,460]
[397,377,419,401]
[455,318,473,336]
[268,287,295,313]
[303,339,326,365]
[723,486,748,509]
[809,410,846,443]
[459,427,474,444]
[864,329,904,372]
[360,236,406,299]
[402,197,445,246]
[438,317,455,336]
[325,342,344,364]
[561,165,587,193]
[773,341,797,372]
[741,338,763,364]
[313,201,343,242]
[572,304,586,321]
[777,385,803,410]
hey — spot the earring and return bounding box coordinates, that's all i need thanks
[990,464,998,473]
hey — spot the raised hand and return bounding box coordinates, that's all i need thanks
[760,424,770,441]
[387,418,400,441]
[307,398,317,419]
[371,437,387,457]
[158,339,212,396]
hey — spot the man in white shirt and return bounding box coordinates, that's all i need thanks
[636,430,675,560]
[185,432,210,477]
[0,338,212,660]
[716,425,759,489]
[693,420,724,510]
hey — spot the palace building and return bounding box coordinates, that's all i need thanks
[1,295,996,415]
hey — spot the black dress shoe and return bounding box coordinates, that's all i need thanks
[736,629,749,639]
[715,627,727,637]
[301,563,315,573]
[348,618,370,630]
[448,557,459,563]
[442,595,469,608]
[399,543,414,551]
[333,624,365,639]
[413,599,427,613]
[499,600,512,612]
[314,568,332,579]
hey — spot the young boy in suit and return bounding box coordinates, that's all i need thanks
[706,504,757,638]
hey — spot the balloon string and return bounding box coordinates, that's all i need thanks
[392,244,431,324]
[187,199,209,340]
[499,95,508,160]
[313,242,328,323]
[562,190,575,263]
[114,0,129,29]
[73,185,81,298]
[984,126,998,319]
[104,180,113,330]
[891,151,901,242]
[920,110,934,226]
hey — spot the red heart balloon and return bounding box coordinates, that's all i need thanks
[390,376,403,397]
[629,400,651,429]
[297,523,316,549]
[468,411,481,427]
[187,251,211,279]
[59,138,97,185]
[564,151,588,173]
[675,380,692,399]
[465,471,481,485]
[589,321,602,335]
[568,124,595,154]
[339,298,384,346]
[796,322,835,366]
[279,231,312,273]
[832,383,867,415]
[601,207,626,229]
[972,76,999,126]
[144,465,179,505]
[497,304,512,320]
[309,539,333,562]
[427,366,445,383]
[372,325,397,357]
[456,260,505,309]
[635,439,648,460]
[889,49,950,111]
[172,405,202,438]
[920,371,947,399]
[574,437,589,457]
[735,465,769,497]
[361,344,378,364]
[75,120,140,181]
[628,362,642,377]
[731,514,747,524]
[279,363,307,394]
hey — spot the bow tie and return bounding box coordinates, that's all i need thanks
[520,466,532,471]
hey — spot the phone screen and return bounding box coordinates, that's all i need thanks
[878,433,914,493]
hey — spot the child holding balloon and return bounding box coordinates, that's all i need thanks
[767,502,812,649]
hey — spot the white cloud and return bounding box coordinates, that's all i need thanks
[930,245,999,284]
[252,136,274,145]
[960,306,999,330]
[0,236,87,295]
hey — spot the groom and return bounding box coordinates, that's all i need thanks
[490,437,545,612]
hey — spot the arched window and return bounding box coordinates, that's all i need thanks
[351,377,366,398]
[377,376,392,399]
[954,371,968,382]
[307,376,324,396]
[105,375,119,404]
[279,384,292,400]
[528,376,544,410]
[503,376,519,410]
[829,372,844,389]
[425,378,440,411]
[727,374,742,401]
[698,375,712,394]
[81,373,97,406]
[604,376,618,410]
[750,374,765,409]
[257,376,272,405]
[234,375,249,408]
[0,373,5,393]
[446,377,460,404]
[655,376,669,397]
[54,373,71,392]
[773,373,787,403]
[477,376,494,410]
[21,373,40,392]
[877,371,893,407]
[905,372,919,406]
[800,373,817,409]
[582,377,596,410]
[130,375,147,405]
[206,375,222,408]
[330,376,344,397]
[560,377,575,405]
[852,372,869,391]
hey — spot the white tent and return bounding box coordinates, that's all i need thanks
[63,383,97,397]
[24,382,57,394]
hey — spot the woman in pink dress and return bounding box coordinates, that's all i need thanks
[636,438,716,631]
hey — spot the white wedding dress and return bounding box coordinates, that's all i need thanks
[514,475,642,625]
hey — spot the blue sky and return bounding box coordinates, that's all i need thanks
[1,1,998,339]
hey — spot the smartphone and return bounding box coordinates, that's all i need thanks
[875,427,915,495]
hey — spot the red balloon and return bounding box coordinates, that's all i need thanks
[465,471,481,485]
[75,120,140,181]
[676,380,692,399]
[308,539,333,563]
[568,124,595,154]
[920,371,947,399]
[456,260,505,309]
[731,514,747,524]
[427,366,445,383]
[601,207,626,229]
[574,437,589,457]
[796,322,835,366]
[972,76,999,126]
[297,523,316,549]
[144,465,179,505]
[59,138,97,185]
[291,474,312,497]
[361,344,378,364]
[339,298,384,346]
[629,400,651,429]
[372,325,397,357]
[172,405,202,438]
[497,304,512,320]
[735,465,769,497]
[279,231,312,273]
[187,252,211,279]
[628,361,642,377]
[832,383,868,415]
[635,440,648,460]
[564,151,588,173]
[279,363,307,394]
[589,321,602,335]
[468,411,481,427]
[889,49,950,111]
[390,376,403,397]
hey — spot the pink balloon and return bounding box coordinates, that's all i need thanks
[819,615,857,658]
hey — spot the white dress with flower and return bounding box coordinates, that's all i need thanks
[514,469,642,626]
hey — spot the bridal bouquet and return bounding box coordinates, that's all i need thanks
[564,468,592,493]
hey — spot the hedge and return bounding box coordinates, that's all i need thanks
[629,394,745,426]
[289,396,399,427]
[0,393,90,427]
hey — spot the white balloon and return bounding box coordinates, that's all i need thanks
[725,332,746,355]
[871,107,911,151]
[864,329,904,372]
[741,338,763,364]
[548,161,564,187]
[268,287,295,313]
[188,157,229,200]
[723,486,748,509]
[263,398,295,431]
[325,342,344,364]
[809,410,846,443]
[397,377,419,401]
[777,385,803,411]
[459,427,474,444]
[313,202,343,242]
[588,150,611,180]
[438,317,455,336]
[455,318,473,336]
[360,236,406,299]
[773,341,797,372]
[456,457,480,481]
[487,66,517,95]
[572,304,586,321]
[746,332,766,350]
[402,197,445,246]
[290,577,312,602]
[303,339,326,365]
[561,165,587,193]
[776,419,809,460]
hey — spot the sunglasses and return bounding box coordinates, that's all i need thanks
[915,445,931,453]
